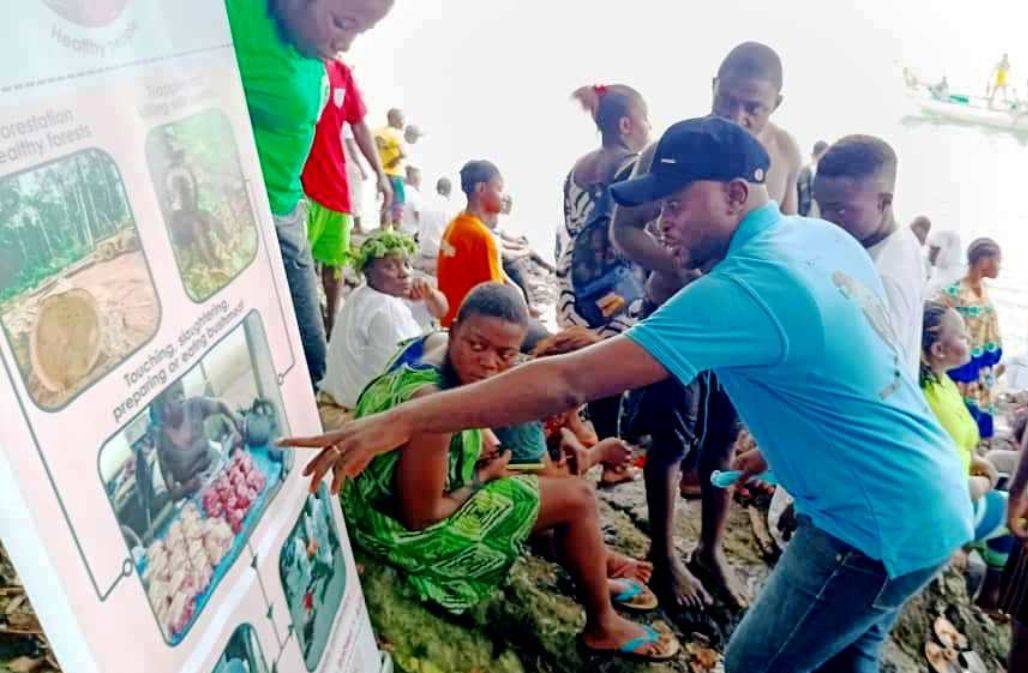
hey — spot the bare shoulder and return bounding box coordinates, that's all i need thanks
[419,333,449,362]
[634,142,658,175]
[769,123,803,173]
[572,149,601,179]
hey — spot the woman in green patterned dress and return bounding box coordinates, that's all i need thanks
[340,283,679,661]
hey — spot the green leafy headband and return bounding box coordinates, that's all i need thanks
[353,230,419,271]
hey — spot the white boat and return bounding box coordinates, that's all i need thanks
[906,80,1028,132]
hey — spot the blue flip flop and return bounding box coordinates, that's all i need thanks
[612,578,658,612]
[583,624,681,662]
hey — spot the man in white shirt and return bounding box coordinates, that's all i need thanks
[400,165,423,236]
[414,177,455,274]
[814,135,926,377]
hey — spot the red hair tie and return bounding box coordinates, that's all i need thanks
[593,84,608,97]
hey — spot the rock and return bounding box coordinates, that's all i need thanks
[360,477,1012,673]
[890,568,1010,672]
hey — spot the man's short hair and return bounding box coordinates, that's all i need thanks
[817,135,898,187]
[717,41,784,91]
[456,282,529,326]
[813,140,830,156]
[459,160,500,197]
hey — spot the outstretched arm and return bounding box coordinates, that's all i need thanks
[285,336,669,490]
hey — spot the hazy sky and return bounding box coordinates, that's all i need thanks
[340,0,1028,350]
[347,0,1027,252]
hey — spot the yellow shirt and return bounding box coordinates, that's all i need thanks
[923,375,979,475]
[375,126,405,177]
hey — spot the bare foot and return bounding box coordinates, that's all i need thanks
[594,437,632,469]
[581,614,680,660]
[687,548,749,610]
[607,551,653,583]
[649,554,712,612]
[599,466,636,488]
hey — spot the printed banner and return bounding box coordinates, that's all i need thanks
[0,2,382,671]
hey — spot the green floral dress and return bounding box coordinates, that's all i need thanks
[341,335,541,613]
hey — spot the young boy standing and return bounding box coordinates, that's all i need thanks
[375,108,408,228]
[814,135,926,378]
[225,0,393,384]
[610,41,803,612]
[436,161,507,327]
[301,58,391,336]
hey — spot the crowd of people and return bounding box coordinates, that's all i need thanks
[224,1,1027,669]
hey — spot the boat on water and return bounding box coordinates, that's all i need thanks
[904,76,1028,132]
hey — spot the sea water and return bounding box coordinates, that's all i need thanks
[349,0,1028,362]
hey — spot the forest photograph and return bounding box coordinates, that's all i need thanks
[0,149,159,409]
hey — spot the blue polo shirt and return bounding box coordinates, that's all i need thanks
[627,202,973,577]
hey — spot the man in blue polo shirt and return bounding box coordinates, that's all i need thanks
[288,117,974,672]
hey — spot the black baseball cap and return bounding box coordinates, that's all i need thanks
[610,116,771,207]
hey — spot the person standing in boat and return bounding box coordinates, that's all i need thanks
[988,53,1012,106]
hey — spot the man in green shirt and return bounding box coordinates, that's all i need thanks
[225,0,394,384]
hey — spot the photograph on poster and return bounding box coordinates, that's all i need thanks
[279,485,348,671]
[0,148,159,410]
[41,0,130,28]
[97,312,292,643]
[146,109,258,302]
[212,623,270,673]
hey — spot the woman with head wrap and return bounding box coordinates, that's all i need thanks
[320,231,447,408]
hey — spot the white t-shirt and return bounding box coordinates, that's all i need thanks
[400,184,422,235]
[320,285,424,408]
[867,226,926,378]
[417,193,452,259]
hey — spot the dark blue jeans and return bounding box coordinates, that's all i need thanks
[724,518,944,673]
[274,206,326,387]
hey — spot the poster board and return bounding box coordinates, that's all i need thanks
[0,2,383,671]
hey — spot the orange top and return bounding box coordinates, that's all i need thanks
[437,212,504,326]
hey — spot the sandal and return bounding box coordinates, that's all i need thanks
[960,650,988,673]
[610,578,659,612]
[924,641,960,673]
[582,624,681,662]
[933,616,968,651]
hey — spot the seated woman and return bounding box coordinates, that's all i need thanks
[921,301,1012,603]
[320,231,447,408]
[342,283,679,661]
